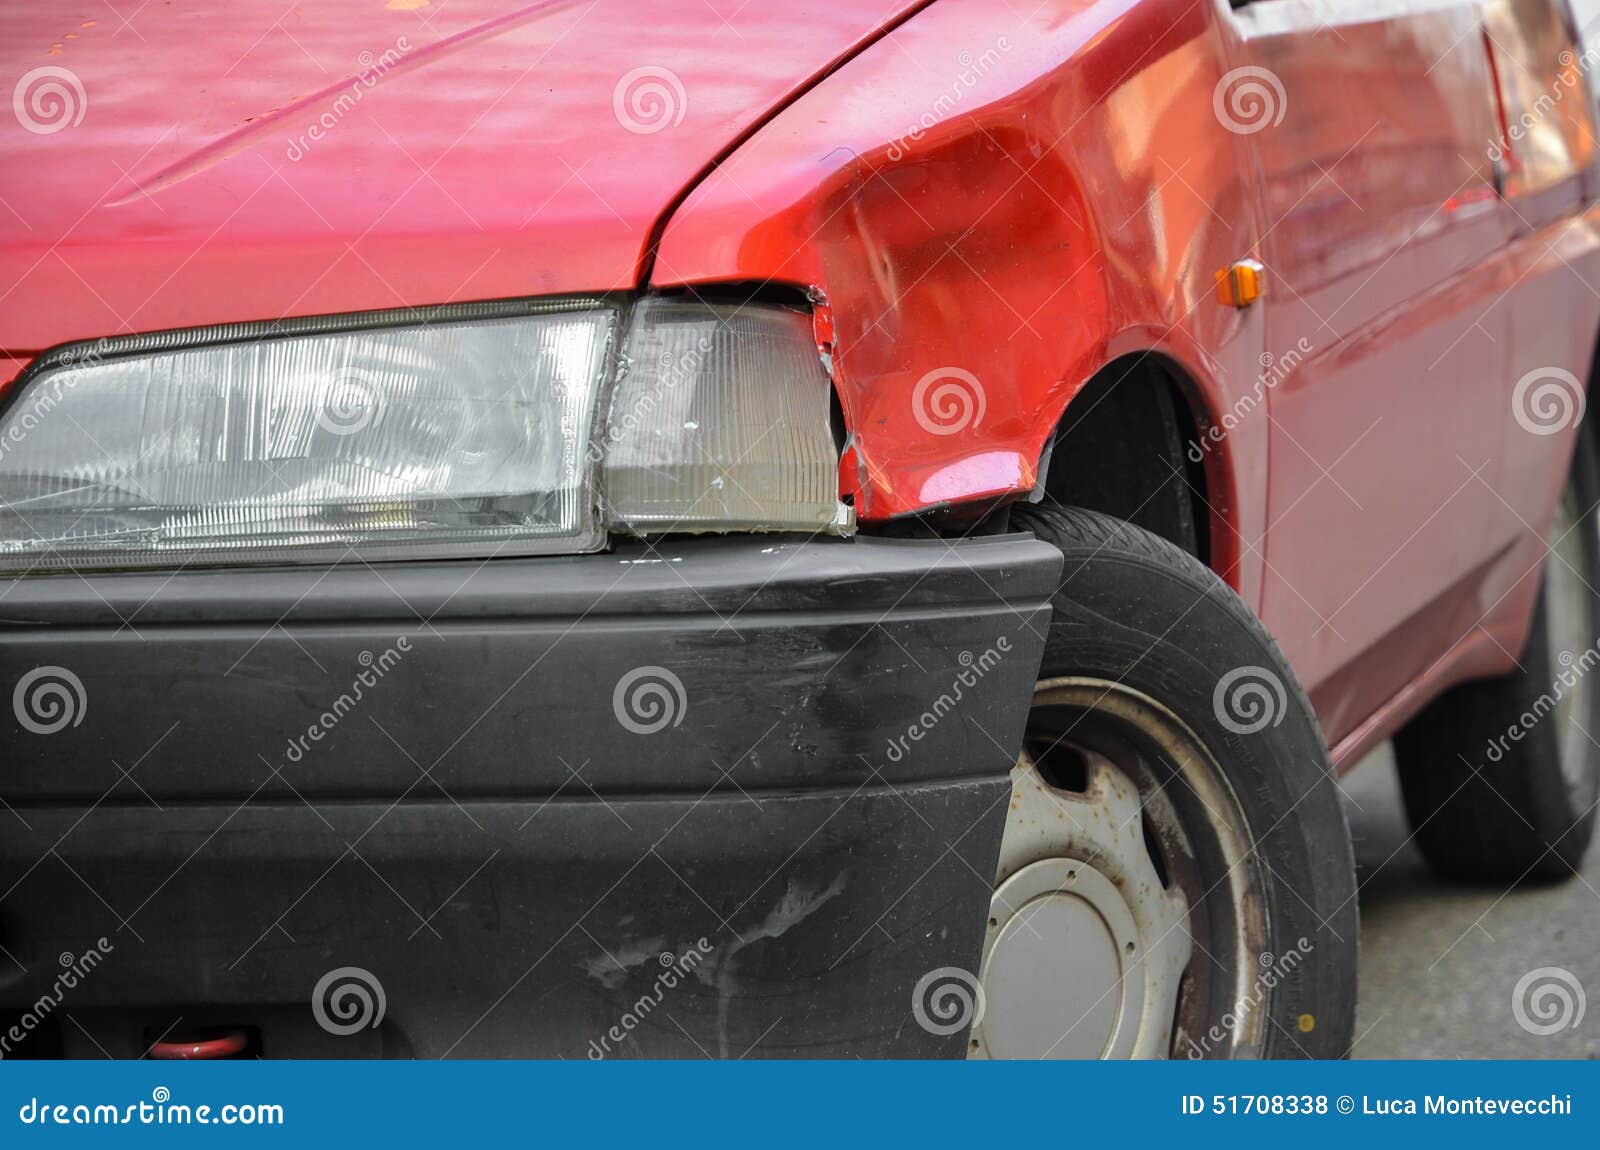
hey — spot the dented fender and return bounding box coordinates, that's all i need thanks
[650,0,1273,603]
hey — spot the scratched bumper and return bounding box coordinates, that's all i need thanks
[0,534,1058,1058]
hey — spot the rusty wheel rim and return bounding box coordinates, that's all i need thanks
[971,677,1268,1059]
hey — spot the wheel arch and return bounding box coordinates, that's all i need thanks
[1034,348,1241,588]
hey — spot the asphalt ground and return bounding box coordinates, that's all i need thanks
[1342,743,1600,1058]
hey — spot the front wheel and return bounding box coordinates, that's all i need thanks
[975,504,1358,1059]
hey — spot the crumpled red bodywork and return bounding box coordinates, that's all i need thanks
[5,0,1600,762]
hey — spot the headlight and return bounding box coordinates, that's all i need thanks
[0,296,849,573]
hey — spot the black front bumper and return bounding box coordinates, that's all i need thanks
[0,534,1059,1057]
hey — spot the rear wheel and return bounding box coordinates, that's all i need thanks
[979,504,1358,1059]
[1393,429,1600,883]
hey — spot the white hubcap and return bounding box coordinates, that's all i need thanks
[970,740,1192,1059]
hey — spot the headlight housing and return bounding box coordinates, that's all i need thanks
[0,295,850,574]
[601,298,851,536]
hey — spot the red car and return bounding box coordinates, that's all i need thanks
[0,0,1595,1060]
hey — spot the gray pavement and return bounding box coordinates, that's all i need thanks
[1343,743,1600,1059]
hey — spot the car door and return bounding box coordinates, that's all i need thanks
[1480,0,1599,579]
[1217,0,1518,744]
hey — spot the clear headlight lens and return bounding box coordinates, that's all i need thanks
[602,298,850,535]
[0,310,616,571]
[0,296,849,574]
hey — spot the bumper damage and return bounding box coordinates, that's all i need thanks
[0,534,1059,1057]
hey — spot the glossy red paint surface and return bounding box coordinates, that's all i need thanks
[0,0,921,354]
[1231,2,1520,743]
[146,1030,249,1060]
[651,0,1600,755]
[4,0,1600,759]
[654,0,1270,595]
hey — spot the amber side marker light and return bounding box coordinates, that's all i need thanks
[1216,259,1265,309]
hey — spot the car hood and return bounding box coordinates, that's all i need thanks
[0,0,921,355]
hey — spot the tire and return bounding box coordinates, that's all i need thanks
[1004,503,1357,1059]
[1392,429,1600,883]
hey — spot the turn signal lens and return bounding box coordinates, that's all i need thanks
[600,298,851,535]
